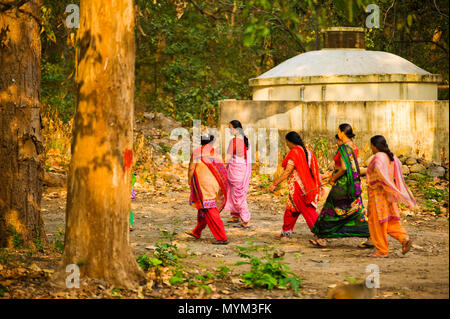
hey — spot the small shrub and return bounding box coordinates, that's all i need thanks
[234,241,302,293]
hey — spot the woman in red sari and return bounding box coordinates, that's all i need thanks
[186,134,230,245]
[269,132,321,239]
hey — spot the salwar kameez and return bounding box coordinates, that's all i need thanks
[367,152,417,255]
[189,144,229,241]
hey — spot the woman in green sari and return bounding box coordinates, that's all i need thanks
[311,124,370,247]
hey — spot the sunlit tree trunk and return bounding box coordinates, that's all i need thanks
[62,0,144,288]
[0,0,46,248]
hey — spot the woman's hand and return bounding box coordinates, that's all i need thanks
[269,183,277,192]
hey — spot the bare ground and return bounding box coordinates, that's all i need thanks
[40,181,449,299]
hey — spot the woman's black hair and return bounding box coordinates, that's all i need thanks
[229,120,249,149]
[335,134,339,140]
[370,135,394,162]
[201,134,215,146]
[338,123,356,139]
[285,131,314,178]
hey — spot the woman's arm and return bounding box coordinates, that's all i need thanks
[188,161,197,185]
[330,158,347,185]
[269,164,295,192]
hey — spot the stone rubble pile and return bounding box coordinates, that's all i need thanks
[361,154,449,184]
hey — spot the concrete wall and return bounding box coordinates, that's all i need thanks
[219,99,449,164]
[252,83,438,101]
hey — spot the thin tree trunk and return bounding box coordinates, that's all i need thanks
[0,0,46,248]
[62,0,144,288]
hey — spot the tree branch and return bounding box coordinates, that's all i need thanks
[187,0,221,21]
[394,40,449,55]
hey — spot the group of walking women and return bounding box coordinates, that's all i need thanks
[186,120,418,258]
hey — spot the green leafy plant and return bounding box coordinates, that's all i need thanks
[215,261,232,279]
[53,228,65,253]
[137,254,163,271]
[33,226,45,252]
[9,227,23,249]
[154,229,181,266]
[312,137,331,169]
[0,248,12,265]
[344,275,362,284]
[0,284,8,297]
[234,241,302,293]
[258,174,272,188]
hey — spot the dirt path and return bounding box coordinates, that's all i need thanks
[41,183,449,299]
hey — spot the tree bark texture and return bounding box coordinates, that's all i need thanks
[0,0,46,248]
[62,0,144,288]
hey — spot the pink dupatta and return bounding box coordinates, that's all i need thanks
[367,152,418,209]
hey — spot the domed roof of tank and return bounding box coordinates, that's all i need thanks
[256,49,430,79]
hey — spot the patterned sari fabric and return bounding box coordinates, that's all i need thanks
[189,144,229,212]
[312,144,369,238]
[280,146,320,235]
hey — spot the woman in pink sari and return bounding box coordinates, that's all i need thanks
[224,120,252,229]
[366,135,417,257]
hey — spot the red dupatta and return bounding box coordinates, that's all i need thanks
[282,145,321,205]
[190,144,229,212]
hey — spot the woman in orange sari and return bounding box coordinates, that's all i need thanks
[366,135,417,257]
[269,132,321,239]
[186,134,230,245]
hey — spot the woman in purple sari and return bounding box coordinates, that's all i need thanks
[224,120,252,229]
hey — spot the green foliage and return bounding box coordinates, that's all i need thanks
[33,226,45,253]
[215,261,232,279]
[0,248,12,265]
[312,137,331,169]
[423,187,449,201]
[0,284,8,297]
[344,275,362,284]
[154,229,181,266]
[234,241,302,292]
[258,174,272,188]
[52,228,65,253]
[41,0,448,127]
[157,142,172,154]
[136,254,163,272]
[8,226,23,249]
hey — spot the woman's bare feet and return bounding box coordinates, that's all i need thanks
[310,238,327,248]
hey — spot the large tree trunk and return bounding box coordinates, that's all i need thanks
[0,0,46,248]
[62,0,144,288]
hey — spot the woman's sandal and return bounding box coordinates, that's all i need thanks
[227,218,240,223]
[368,252,388,258]
[212,239,229,245]
[358,241,375,249]
[185,231,199,239]
[309,239,327,248]
[233,224,250,229]
[402,238,412,255]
